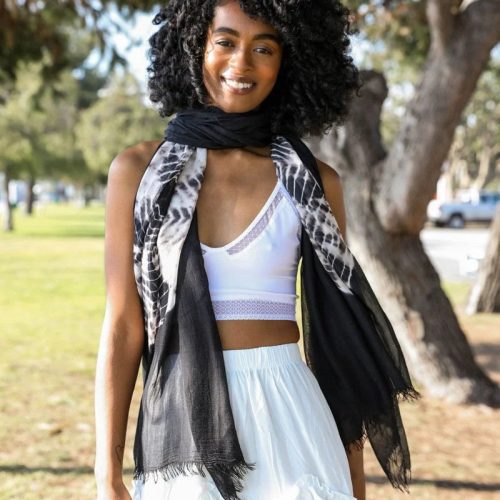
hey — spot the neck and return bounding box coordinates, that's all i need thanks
[242,145,271,157]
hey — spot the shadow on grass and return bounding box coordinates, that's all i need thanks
[5,203,105,238]
[0,464,133,476]
[366,474,500,492]
[14,231,104,238]
[471,342,500,375]
[30,213,105,221]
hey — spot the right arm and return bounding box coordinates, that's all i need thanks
[94,142,160,498]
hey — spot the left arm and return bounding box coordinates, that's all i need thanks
[316,158,366,500]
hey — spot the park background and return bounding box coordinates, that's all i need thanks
[1,1,499,499]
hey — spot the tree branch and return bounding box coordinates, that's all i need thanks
[375,0,500,235]
[305,70,387,178]
[427,0,456,55]
[343,70,388,174]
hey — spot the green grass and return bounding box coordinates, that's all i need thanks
[1,203,498,499]
[0,203,107,499]
[441,281,472,310]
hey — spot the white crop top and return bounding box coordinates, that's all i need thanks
[200,179,301,321]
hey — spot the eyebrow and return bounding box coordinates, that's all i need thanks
[212,27,282,44]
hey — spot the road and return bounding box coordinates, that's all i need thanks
[420,224,492,283]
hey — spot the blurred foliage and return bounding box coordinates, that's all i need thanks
[0,0,160,86]
[452,59,500,176]
[346,0,430,76]
[0,60,95,184]
[444,57,500,192]
[76,73,165,177]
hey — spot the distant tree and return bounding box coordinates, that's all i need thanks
[0,61,101,227]
[466,207,500,314]
[1,1,161,229]
[448,61,500,193]
[76,72,165,178]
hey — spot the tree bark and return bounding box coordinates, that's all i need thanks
[466,207,500,314]
[305,0,500,406]
[25,174,35,215]
[2,168,13,232]
[472,146,498,190]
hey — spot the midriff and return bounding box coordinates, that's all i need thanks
[218,319,300,350]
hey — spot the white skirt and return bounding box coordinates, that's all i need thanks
[131,342,356,499]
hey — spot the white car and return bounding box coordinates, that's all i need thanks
[427,191,500,228]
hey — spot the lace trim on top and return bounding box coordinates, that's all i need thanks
[201,180,292,255]
[227,190,284,255]
[212,299,296,320]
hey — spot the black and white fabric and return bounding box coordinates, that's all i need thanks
[131,107,421,500]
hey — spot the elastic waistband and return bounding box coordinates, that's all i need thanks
[222,342,303,372]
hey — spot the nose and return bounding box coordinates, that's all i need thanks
[229,46,253,71]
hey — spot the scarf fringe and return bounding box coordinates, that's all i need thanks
[395,386,422,404]
[133,459,256,500]
[343,385,422,493]
[344,431,412,494]
[386,450,413,494]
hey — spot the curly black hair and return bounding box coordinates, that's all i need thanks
[147,0,361,137]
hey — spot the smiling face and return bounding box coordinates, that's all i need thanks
[202,0,283,113]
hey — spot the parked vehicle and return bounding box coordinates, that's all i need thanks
[427,191,500,228]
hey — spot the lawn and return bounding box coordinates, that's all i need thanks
[0,203,498,499]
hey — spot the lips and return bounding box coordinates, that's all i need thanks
[220,75,257,95]
[221,75,256,85]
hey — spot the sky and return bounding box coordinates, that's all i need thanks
[112,12,158,85]
[83,11,157,90]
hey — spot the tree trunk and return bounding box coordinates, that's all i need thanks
[472,146,496,191]
[305,0,500,406]
[25,175,35,215]
[2,168,13,232]
[84,184,93,207]
[466,207,500,314]
[308,128,499,406]
[359,195,497,405]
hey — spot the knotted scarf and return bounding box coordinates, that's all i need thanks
[132,105,421,500]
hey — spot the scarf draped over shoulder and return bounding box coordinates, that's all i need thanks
[131,108,421,500]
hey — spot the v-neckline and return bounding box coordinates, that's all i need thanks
[199,178,281,252]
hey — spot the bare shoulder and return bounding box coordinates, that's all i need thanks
[315,157,348,242]
[108,140,164,188]
[316,157,341,187]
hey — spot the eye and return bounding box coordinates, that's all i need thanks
[215,39,233,48]
[255,47,273,55]
[214,39,273,55]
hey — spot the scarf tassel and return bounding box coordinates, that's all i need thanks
[343,385,422,494]
[133,459,257,500]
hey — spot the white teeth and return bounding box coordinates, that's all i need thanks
[224,78,254,89]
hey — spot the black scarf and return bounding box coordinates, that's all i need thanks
[132,105,421,500]
[166,105,273,148]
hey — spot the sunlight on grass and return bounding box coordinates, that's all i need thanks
[0,204,106,498]
[3,202,105,238]
[441,281,471,309]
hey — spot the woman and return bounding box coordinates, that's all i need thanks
[95,1,418,499]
